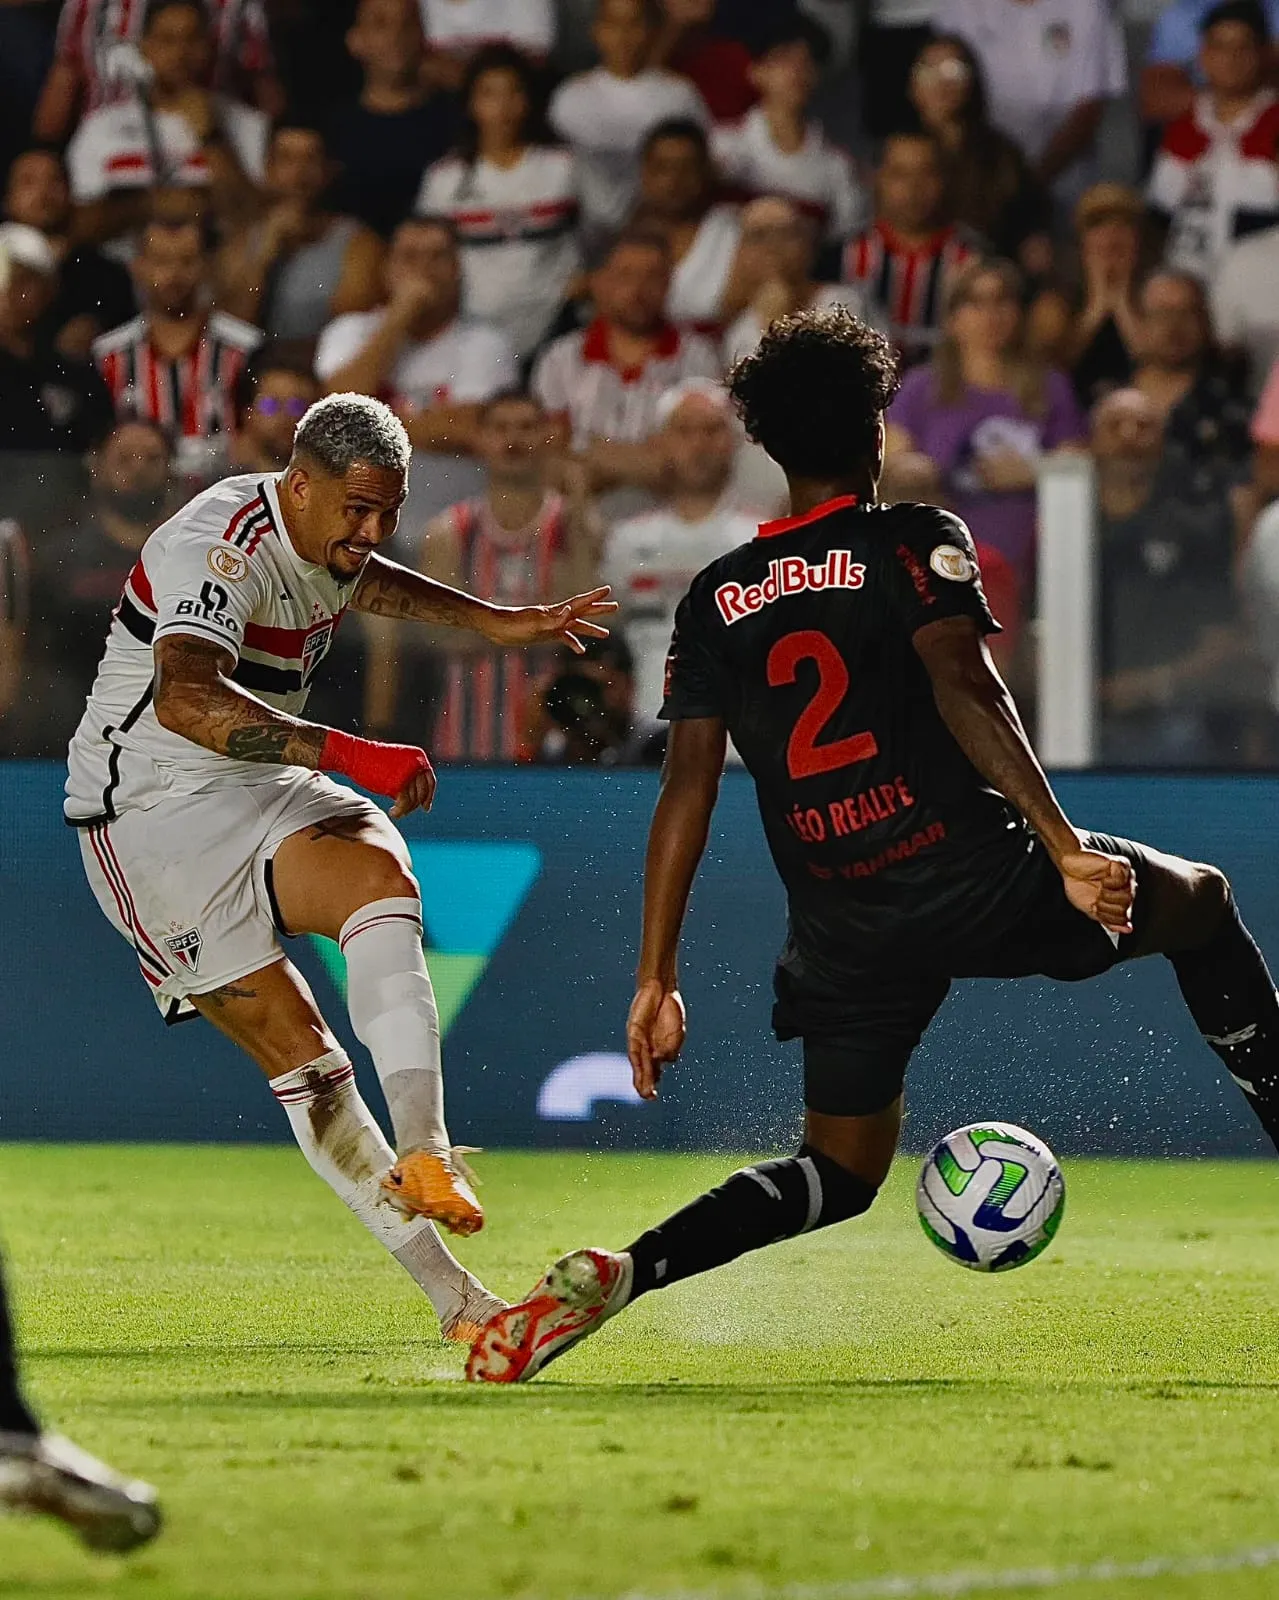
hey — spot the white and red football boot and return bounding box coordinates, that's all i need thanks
[465,1249,633,1383]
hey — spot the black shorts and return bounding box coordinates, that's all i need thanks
[771,832,1159,1118]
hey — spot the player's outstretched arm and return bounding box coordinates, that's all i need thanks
[152,634,436,817]
[629,717,728,1099]
[913,616,1134,937]
[352,553,617,654]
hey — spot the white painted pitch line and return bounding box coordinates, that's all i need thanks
[614,1544,1279,1600]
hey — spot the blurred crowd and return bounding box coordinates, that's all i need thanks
[2,0,1279,766]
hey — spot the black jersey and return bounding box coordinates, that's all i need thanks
[661,494,1039,970]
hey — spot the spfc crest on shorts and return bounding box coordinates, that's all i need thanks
[164,928,203,972]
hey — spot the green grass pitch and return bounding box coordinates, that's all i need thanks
[0,1146,1277,1600]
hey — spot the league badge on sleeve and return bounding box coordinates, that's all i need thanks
[929,545,976,584]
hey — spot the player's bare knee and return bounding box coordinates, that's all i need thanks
[351,848,419,909]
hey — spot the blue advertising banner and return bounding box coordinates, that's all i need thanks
[0,762,1275,1156]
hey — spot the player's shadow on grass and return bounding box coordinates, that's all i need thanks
[77,1376,1279,1415]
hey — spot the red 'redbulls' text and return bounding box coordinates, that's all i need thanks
[715,551,865,625]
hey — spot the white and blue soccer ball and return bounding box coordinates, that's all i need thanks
[916,1122,1065,1272]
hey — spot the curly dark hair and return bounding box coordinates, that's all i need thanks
[728,306,901,480]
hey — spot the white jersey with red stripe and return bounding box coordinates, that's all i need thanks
[416,146,580,357]
[65,472,359,825]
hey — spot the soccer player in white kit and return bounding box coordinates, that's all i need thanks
[65,392,615,1344]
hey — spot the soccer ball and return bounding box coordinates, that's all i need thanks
[916,1122,1065,1272]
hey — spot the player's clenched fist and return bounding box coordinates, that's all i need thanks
[319,730,437,816]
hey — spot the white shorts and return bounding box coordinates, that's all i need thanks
[78,769,380,1022]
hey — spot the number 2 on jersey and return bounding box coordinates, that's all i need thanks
[766,630,879,781]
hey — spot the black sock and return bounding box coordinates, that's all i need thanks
[1171,894,1279,1151]
[0,1262,38,1436]
[625,1144,878,1299]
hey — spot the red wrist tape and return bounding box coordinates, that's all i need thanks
[320,729,433,799]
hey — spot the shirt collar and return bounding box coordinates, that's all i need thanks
[875,218,954,258]
[757,493,862,540]
[581,317,682,379]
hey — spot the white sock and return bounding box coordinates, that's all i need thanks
[339,897,450,1156]
[270,1051,479,1322]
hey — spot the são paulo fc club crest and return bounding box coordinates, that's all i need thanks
[302,620,333,683]
[164,928,203,973]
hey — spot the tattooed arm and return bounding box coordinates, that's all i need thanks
[152,632,436,814]
[352,551,617,653]
[152,634,328,765]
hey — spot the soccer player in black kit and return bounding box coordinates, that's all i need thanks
[466,306,1279,1384]
[0,1253,160,1546]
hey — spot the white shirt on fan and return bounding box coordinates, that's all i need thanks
[550,68,710,242]
[416,146,581,357]
[313,310,516,408]
[668,205,742,328]
[711,109,868,240]
[1213,223,1279,395]
[602,503,757,722]
[420,0,555,55]
[67,94,268,201]
[945,0,1126,179]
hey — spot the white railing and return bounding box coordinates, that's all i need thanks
[1036,453,1098,769]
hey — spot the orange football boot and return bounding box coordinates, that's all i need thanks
[381,1148,484,1236]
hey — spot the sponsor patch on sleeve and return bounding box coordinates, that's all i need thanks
[929,544,976,583]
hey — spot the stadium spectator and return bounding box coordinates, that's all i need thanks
[710,21,866,246]
[25,419,173,748]
[632,119,756,331]
[549,0,708,253]
[66,0,269,247]
[217,123,385,341]
[1213,219,1279,397]
[93,215,262,482]
[1141,0,1279,127]
[35,0,278,146]
[1130,269,1252,480]
[841,132,979,370]
[601,380,756,725]
[945,0,1127,201]
[722,197,871,368]
[531,230,720,492]
[328,0,460,239]
[230,343,320,471]
[420,0,555,77]
[416,45,580,358]
[0,517,28,747]
[1093,387,1259,765]
[1241,488,1279,717]
[884,257,1087,590]
[859,0,939,140]
[3,147,134,359]
[1147,1,1279,286]
[1030,183,1147,410]
[0,223,114,461]
[380,390,599,758]
[649,0,755,123]
[903,34,1052,275]
[314,214,515,456]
